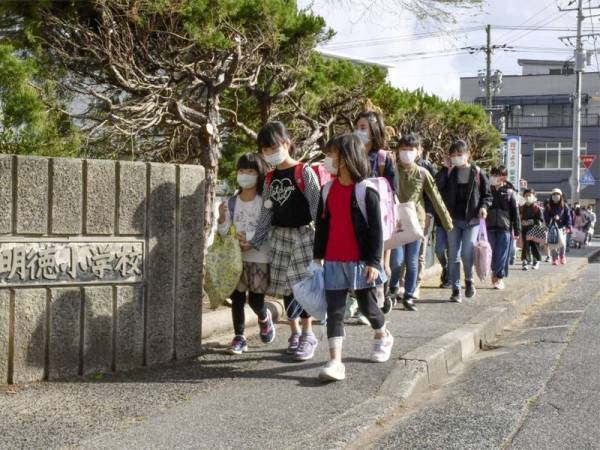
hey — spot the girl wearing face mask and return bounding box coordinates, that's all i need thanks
[244,122,321,361]
[437,139,493,303]
[519,188,544,270]
[218,153,274,354]
[313,133,393,381]
[394,133,453,311]
[543,188,572,265]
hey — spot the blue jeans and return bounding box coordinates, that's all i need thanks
[389,247,403,289]
[447,219,479,290]
[435,226,448,270]
[488,230,511,279]
[389,240,421,297]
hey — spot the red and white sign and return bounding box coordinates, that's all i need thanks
[580,155,597,170]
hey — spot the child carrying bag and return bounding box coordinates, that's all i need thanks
[204,226,244,309]
[525,225,548,244]
[547,221,566,249]
[474,219,493,282]
[292,262,327,321]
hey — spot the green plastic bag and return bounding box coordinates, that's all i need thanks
[204,226,243,309]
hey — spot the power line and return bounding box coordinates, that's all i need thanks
[497,0,562,41]
[504,10,567,46]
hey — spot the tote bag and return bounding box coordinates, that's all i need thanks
[384,201,424,250]
[474,219,493,282]
[525,225,548,244]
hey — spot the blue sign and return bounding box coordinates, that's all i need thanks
[580,169,596,186]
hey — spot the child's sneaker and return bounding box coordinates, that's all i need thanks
[560,255,567,265]
[371,330,394,363]
[294,333,318,361]
[259,310,275,344]
[356,312,370,325]
[522,264,529,271]
[552,258,559,266]
[532,261,540,270]
[228,335,248,355]
[286,333,301,354]
[318,360,346,382]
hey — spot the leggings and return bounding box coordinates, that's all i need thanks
[326,288,385,338]
[231,290,268,336]
[521,236,541,263]
[284,294,310,320]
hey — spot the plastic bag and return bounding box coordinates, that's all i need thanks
[292,262,327,321]
[204,226,243,309]
[474,219,492,282]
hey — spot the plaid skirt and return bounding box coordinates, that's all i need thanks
[269,225,314,296]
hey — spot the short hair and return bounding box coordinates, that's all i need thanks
[523,188,536,196]
[449,139,469,154]
[397,133,421,149]
[491,165,508,176]
[236,152,268,195]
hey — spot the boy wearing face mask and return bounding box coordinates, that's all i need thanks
[394,133,453,311]
[437,140,493,303]
[486,166,521,290]
[543,188,572,265]
[519,188,544,270]
[218,153,274,354]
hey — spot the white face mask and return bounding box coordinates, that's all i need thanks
[323,156,338,175]
[237,173,258,189]
[525,196,536,205]
[451,155,467,167]
[399,150,417,165]
[354,129,370,145]
[552,195,561,202]
[264,147,286,166]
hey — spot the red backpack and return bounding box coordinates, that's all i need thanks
[265,162,332,192]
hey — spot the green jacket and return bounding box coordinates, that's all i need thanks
[396,163,453,232]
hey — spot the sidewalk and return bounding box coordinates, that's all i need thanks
[1,244,598,450]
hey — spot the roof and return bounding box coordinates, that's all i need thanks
[517,59,574,67]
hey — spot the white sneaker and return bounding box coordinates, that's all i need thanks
[413,287,421,300]
[493,279,505,290]
[371,331,394,363]
[318,360,346,381]
[356,312,370,326]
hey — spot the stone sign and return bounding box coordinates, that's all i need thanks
[0,241,144,286]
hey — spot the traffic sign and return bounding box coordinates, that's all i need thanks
[580,155,597,170]
[580,169,596,186]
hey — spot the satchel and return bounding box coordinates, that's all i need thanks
[526,225,548,244]
[384,201,424,250]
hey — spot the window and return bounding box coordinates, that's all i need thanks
[533,142,587,170]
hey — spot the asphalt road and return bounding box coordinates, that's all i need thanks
[369,261,600,450]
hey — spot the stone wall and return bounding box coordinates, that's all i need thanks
[0,155,205,384]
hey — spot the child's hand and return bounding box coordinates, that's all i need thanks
[364,265,379,284]
[237,231,247,242]
[239,240,253,252]
[218,202,226,224]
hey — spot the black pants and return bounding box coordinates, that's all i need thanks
[283,294,310,320]
[231,290,268,336]
[326,288,385,338]
[521,234,541,264]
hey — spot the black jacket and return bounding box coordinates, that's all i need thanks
[486,185,521,235]
[519,203,544,235]
[437,165,493,223]
[313,184,382,268]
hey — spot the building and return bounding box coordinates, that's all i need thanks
[460,59,600,222]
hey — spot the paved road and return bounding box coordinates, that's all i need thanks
[369,261,600,450]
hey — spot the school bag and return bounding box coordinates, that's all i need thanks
[322,179,396,242]
[474,218,493,281]
[265,162,331,193]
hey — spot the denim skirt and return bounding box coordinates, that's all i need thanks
[324,261,387,291]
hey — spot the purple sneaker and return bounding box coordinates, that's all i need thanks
[259,310,276,344]
[286,333,301,354]
[294,333,318,361]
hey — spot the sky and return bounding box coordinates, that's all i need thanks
[300,0,599,99]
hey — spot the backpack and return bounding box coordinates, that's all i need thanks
[265,162,331,193]
[322,178,396,241]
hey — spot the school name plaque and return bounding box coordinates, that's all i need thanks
[0,241,144,286]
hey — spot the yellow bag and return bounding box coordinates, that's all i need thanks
[204,226,243,309]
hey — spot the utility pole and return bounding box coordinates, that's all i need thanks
[559,0,600,204]
[486,24,492,112]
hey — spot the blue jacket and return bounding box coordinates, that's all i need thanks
[544,203,572,229]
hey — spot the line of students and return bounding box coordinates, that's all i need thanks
[218,114,580,382]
